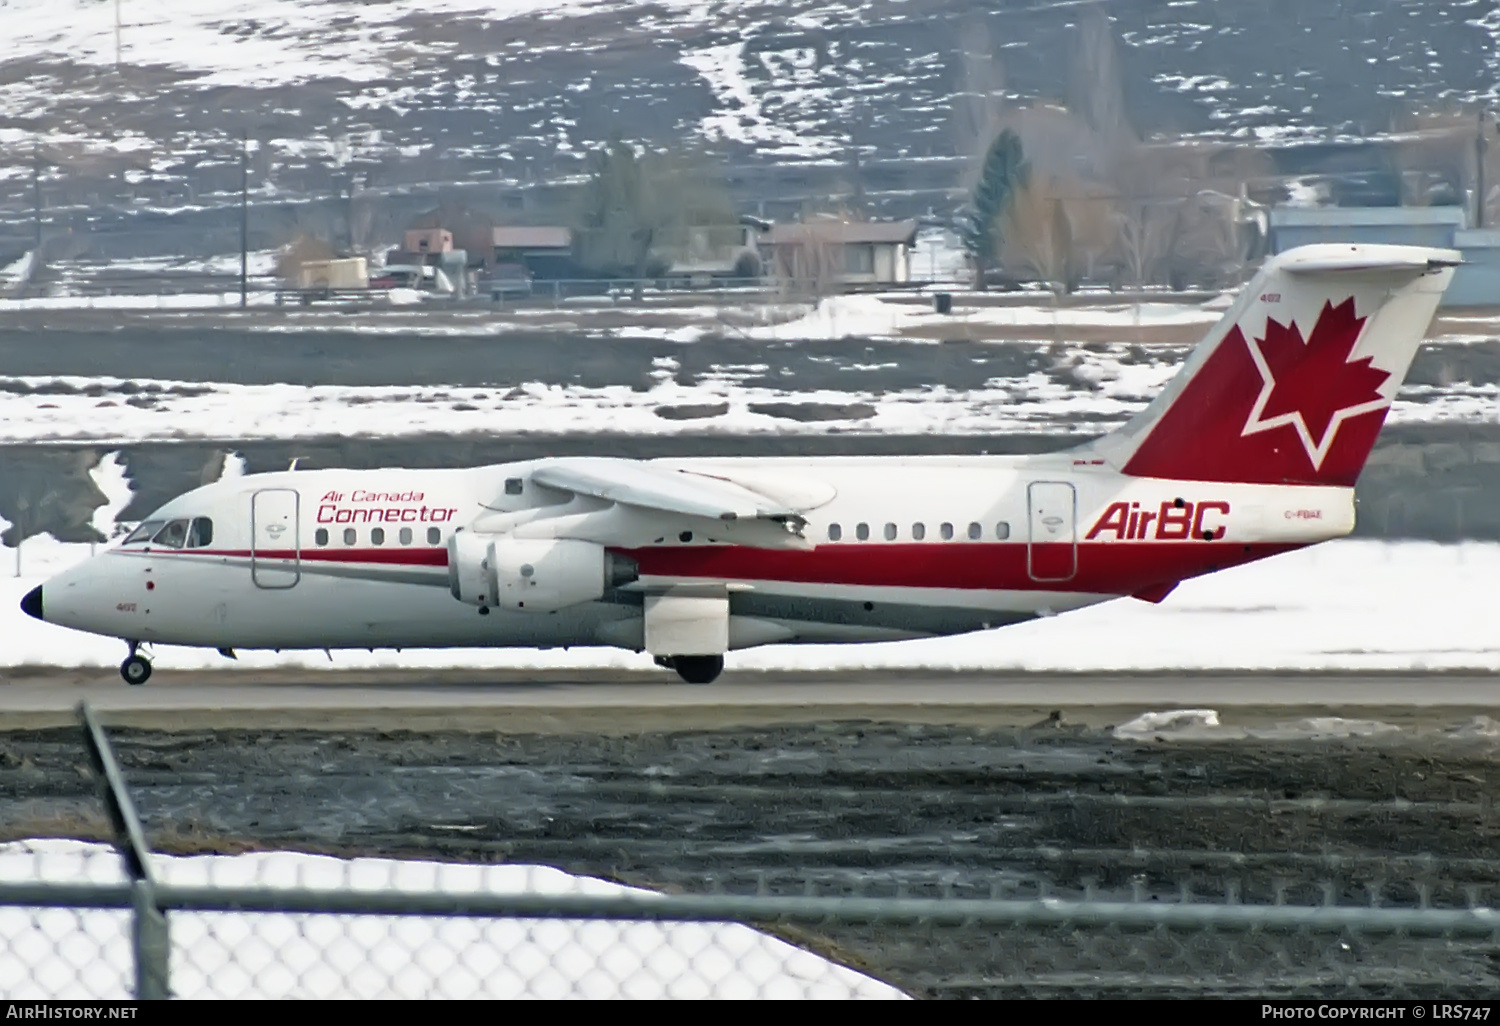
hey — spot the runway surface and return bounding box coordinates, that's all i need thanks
[2,668,1496,731]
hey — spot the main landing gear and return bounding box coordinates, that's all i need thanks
[120,642,152,686]
[657,655,724,685]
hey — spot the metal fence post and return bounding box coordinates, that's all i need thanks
[78,701,169,999]
[131,879,170,999]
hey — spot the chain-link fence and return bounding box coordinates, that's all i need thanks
[3,703,1499,1000]
[7,848,1500,1000]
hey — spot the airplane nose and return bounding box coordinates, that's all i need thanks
[19,585,42,621]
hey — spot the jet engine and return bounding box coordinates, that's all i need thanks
[448,532,637,613]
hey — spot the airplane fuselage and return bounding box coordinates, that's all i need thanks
[36,454,1352,655]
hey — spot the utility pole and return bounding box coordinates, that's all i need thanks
[1477,110,1488,230]
[114,0,121,70]
[31,142,41,249]
[239,132,249,308]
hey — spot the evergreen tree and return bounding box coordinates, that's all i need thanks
[962,130,1030,287]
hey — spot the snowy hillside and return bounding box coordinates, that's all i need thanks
[1,0,1498,217]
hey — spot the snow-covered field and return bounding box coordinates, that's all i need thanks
[0,839,904,999]
[0,286,1221,332]
[0,372,1158,442]
[0,367,1492,444]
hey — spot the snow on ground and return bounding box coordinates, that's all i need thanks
[741,293,1224,341]
[0,250,35,292]
[17,281,1496,352]
[0,0,609,89]
[680,41,836,158]
[54,250,282,278]
[0,291,284,312]
[0,839,904,999]
[5,281,1498,353]
[0,374,1151,443]
[0,367,1489,445]
[0,288,1226,341]
[3,531,1497,673]
[1107,708,1469,742]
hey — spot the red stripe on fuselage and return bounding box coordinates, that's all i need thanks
[620,541,1300,594]
[133,541,1300,596]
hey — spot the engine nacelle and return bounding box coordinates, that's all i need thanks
[447,529,498,607]
[491,538,612,613]
[448,532,637,613]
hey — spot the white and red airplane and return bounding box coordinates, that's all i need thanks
[22,243,1457,685]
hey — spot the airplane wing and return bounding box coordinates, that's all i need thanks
[530,457,824,523]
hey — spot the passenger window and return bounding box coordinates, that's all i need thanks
[371,527,385,545]
[187,517,213,548]
[995,522,1011,540]
[343,528,357,546]
[855,523,870,541]
[505,478,524,495]
[427,527,441,545]
[967,522,982,540]
[827,523,842,542]
[940,522,954,541]
[399,527,413,545]
[315,528,329,547]
[884,523,897,541]
[124,521,164,545]
[151,519,189,549]
[912,523,925,541]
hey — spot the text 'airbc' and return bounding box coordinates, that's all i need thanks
[1085,500,1230,541]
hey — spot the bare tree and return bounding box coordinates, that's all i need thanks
[1002,175,1118,293]
[1387,105,1499,223]
[573,136,736,296]
[770,207,867,299]
[1113,200,1181,288]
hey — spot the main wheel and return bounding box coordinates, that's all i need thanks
[671,655,724,685]
[120,655,152,686]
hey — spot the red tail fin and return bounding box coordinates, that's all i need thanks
[1081,244,1458,486]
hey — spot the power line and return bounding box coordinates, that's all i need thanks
[240,132,249,308]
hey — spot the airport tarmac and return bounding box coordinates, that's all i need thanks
[1,667,1496,732]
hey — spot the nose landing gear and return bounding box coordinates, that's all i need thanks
[120,642,152,686]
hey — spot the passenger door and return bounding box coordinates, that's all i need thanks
[251,489,300,589]
[1027,482,1077,582]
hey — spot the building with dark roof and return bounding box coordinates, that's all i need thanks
[761,218,918,286]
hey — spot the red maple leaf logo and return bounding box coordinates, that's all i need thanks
[1241,298,1390,468]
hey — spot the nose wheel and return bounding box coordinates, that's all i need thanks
[120,644,152,686]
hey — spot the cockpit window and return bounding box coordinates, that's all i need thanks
[123,521,164,545]
[187,517,213,548]
[151,519,190,549]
